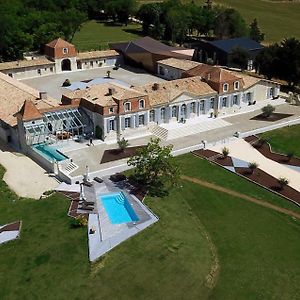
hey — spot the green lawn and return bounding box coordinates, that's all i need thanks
[1,153,300,299]
[139,0,300,42]
[260,124,300,158]
[72,20,143,51]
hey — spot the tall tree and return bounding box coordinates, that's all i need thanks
[249,18,264,43]
[214,8,248,39]
[230,47,250,70]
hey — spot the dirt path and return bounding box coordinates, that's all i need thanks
[181,175,300,220]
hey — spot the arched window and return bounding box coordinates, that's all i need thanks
[149,110,155,122]
[172,106,177,118]
[124,102,131,112]
[223,83,229,92]
[181,104,187,118]
[139,99,145,109]
[161,108,166,121]
[190,102,196,113]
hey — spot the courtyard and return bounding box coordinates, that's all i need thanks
[21,65,165,100]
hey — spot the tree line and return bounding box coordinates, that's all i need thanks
[137,0,264,45]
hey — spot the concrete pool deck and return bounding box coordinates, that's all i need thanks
[86,178,158,262]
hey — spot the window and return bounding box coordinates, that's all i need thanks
[124,102,131,112]
[109,120,115,131]
[233,95,239,105]
[269,88,274,98]
[247,60,253,71]
[210,98,215,109]
[222,97,227,108]
[90,61,93,67]
[190,102,196,113]
[37,69,41,75]
[139,99,145,109]
[161,108,166,121]
[234,81,239,90]
[181,104,187,118]
[149,110,155,122]
[172,106,177,118]
[223,83,229,92]
[44,68,47,71]
[8,73,13,77]
[200,100,205,111]
[63,48,68,54]
[125,117,131,128]
[50,67,53,72]
[246,92,251,102]
[139,115,145,125]
[109,107,114,114]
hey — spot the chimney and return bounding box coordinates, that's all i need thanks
[108,87,116,95]
[152,83,159,91]
[39,91,48,100]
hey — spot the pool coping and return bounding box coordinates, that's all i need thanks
[88,180,158,262]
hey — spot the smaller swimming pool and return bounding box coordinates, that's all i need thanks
[99,192,139,224]
[32,143,67,162]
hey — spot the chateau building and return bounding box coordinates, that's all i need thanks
[0,38,120,80]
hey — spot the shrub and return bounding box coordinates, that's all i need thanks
[222,147,230,158]
[62,79,71,87]
[248,162,259,174]
[277,177,289,190]
[261,104,275,118]
[287,152,294,161]
[71,215,88,228]
[117,137,129,152]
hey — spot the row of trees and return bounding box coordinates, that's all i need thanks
[137,0,265,45]
[255,38,300,88]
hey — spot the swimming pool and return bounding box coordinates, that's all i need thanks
[99,192,139,224]
[32,143,67,162]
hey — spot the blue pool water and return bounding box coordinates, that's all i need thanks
[32,143,67,162]
[99,192,139,224]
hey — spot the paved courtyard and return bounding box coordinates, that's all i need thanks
[21,65,165,99]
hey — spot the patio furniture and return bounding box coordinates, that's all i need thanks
[83,181,93,187]
[94,177,103,183]
[109,173,126,182]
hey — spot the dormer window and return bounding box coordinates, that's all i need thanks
[124,102,131,112]
[109,107,114,114]
[223,83,229,92]
[139,99,145,109]
[234,81,239,90]
[63,48,68,54]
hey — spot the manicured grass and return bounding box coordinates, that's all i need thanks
[72,20,143,51]
[176,154,300,214]
[260,124,300,158]
[0,165,212,299]
[2,153,300,299]
[139,0,300,42]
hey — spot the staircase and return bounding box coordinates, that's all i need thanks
[61,161,79,174]
[150,119,232,141]
[115,192,126,205]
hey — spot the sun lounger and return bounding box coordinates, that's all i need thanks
[83,181,93,187]
[79,200,94,205]
[94,177,103,183]
[78,206,94,211]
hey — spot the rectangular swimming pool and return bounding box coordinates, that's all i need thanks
[99,192,139,224]
[32,143,67,162]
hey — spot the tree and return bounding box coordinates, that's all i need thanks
[222,147,229,158]
[254,44,280,79]
[214,8,248,39]
[230,46,250,70]
[117,137,129,152]
[261,104,275,118]
[248,162,258,174]
[277,177,289,190]
[127,138,180,196]
[249,18,264,43]
[277,38,300,88]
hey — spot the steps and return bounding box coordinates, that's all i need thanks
[62,161,79,173]
[151,118,232,141]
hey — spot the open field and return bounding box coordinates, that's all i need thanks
[139,0,300,42]
[260,124,300,158]
[1,153,300,299]
[72,20,142,51]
